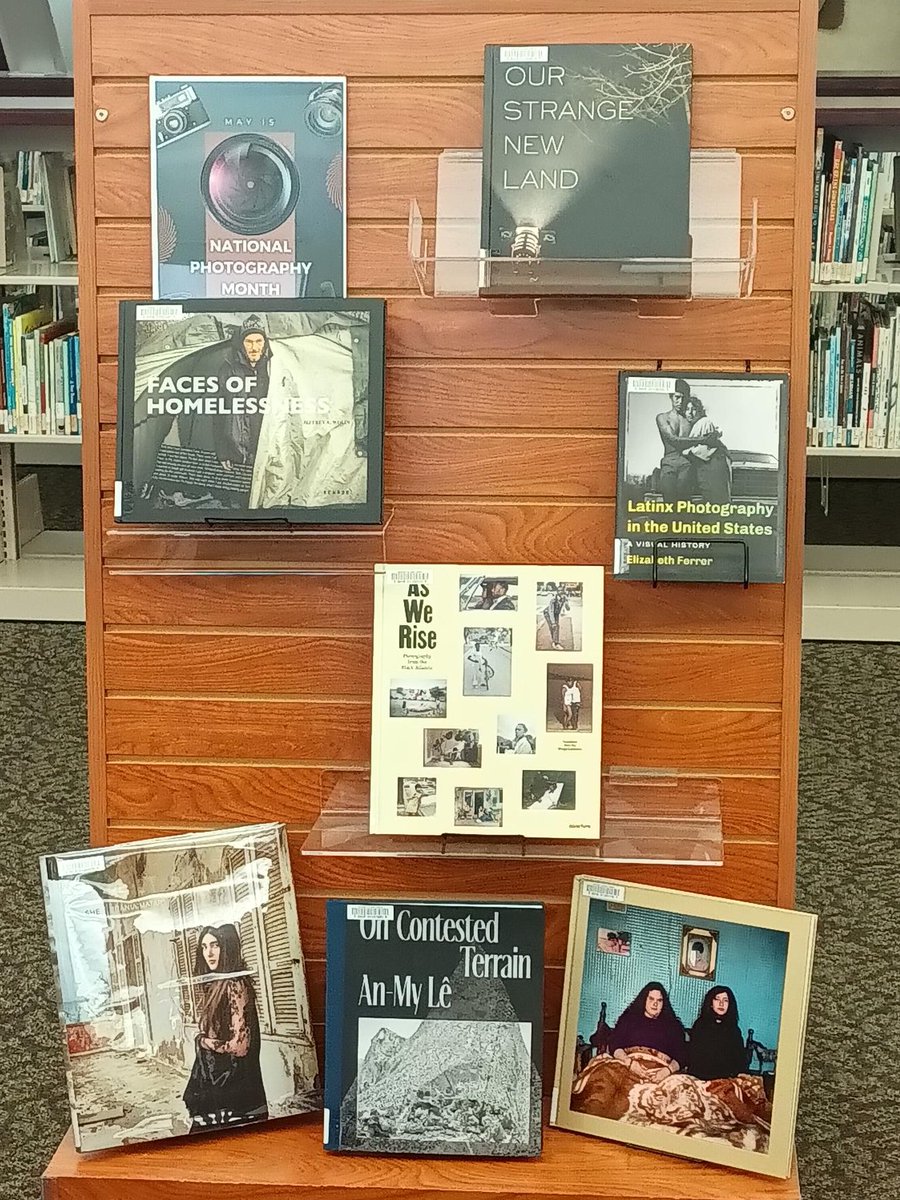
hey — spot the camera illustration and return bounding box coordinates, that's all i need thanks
[155,85,211,149]
[304,82,344,138]
[200,133,301,237]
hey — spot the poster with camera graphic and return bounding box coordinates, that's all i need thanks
[150,77,346,302]
[115,298,384,525]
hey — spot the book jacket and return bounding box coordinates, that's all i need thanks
[325,899,544,1156]
[551,876,816,1177]
[369,563,604,838]
[150,76,346,301]
[481,44,692,295]
[41,823,320,1152]
[614,372,789,583]
[115,298,384,524]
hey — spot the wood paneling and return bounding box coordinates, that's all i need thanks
[99,427,618,497]
[105,693,777,773]
[104,762,780,837]
[94,149,796,222]
[96,295,794,359]
[105,630,781,705]
[93,77,798,149]
[91,15,798,77]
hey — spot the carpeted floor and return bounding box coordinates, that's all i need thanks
[0,626,896,1200]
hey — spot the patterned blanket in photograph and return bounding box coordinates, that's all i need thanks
[570,1048,772,1151]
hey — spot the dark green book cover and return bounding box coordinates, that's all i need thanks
[481,44,692,295]
[614,372,789,584]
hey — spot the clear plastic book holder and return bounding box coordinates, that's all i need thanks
[301,768,724,866]
[409,148,756,302]
[104,508,395,576]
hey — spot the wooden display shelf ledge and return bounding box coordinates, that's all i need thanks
[43,1117,801,1200]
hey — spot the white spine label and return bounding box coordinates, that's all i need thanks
[113,480,123,517]
[628,376,677,393]
[582,880,626,903]
[500,46,549,63]
[136,304,183,321]
[347,904,395,922]
[56,854,106,877]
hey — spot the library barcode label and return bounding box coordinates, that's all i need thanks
[348,904,395,922]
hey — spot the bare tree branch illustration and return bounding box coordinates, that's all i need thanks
[571,44,692,124]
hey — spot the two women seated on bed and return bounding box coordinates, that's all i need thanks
[604,981,751,1083]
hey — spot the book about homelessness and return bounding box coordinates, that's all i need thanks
[115,298,384,524]
[324,899,544,1157]
[150,76,346,301]
[614,372,788,583]
[41,824,320,1152]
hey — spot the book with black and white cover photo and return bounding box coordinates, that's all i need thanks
[370,564,604,838]
[150,76,346,301]
[115,298,384,524]
[41,823,320,1152]
[552,876,816,1177]
[614,372,788,583]
[324,899,544,1156]
[481,44,693,295]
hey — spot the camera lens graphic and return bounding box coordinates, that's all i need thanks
[200,134,301,236]
[304,84,344,138]
[162,109,189,137]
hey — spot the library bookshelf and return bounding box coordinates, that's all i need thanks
[46,0,818,1196]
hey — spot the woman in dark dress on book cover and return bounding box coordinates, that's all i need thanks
[607,982,686,1082]
[183,923,268,1132]
[687,985,750,1081]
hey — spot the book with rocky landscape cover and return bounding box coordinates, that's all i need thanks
[324,898,544,1156]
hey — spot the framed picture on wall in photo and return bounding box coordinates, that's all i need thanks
[551,877,817,1177]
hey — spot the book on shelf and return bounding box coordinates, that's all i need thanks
[150,77,346,301]
[551,875,816,1178]
[614,371,789,584]
[115,298,384,523]
[41,823,320,1152]
[0,291,80,436]
[0,159,27,268]
[811,129,896,285]
[369,563,604,838]
[324,898,544,1156]
[808,290,900,448]
[480,43,693,296]
[39,151,77,263]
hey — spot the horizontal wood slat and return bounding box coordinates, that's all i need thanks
[98,428,618,498]
[104,762,780,838]
[92,218,792,294]
[90,15,798,77]
[103,568,784,639]
[96,295,795,359]
[100,499,616,565]
[98,362,634,428]
[104,694,778,771]
[106,698,371,760]
[78,0,803,12]
[104,824,781,904]
[103,569,375,627]
[603,640,783,704]
[104,631,782,705]
[94,149,796,222]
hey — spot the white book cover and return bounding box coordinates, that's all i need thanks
[369,564,604,839]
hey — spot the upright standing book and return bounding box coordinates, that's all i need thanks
[41,824,320,1152]
[369,564,604,838]
[614,372,788,583]
[325,898,544,1156]
[552,875,816,1177]
[150,77,346,301]
[115,298,384,524]
[481,44,692,295]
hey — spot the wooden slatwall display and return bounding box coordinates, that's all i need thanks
[55,1,814,1194]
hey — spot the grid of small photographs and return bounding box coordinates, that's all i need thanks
[371,564,604,838]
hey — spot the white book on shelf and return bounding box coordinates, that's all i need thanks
[868,154,895,283]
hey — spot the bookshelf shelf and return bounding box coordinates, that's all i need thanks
[0,531,84,622]
[806,446,900,456]
[810,281,900,293]
[0,433,82,445]
[803,545,900,642]
[0,256,78,286]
